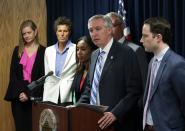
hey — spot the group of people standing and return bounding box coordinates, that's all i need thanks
[4,12,185,131]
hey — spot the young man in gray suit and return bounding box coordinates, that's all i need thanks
[141,17,185,131]
[79,14,142,131]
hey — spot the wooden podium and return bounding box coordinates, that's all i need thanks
[32,102,69,131]
[32,102,115,131]
[69,104,115,131]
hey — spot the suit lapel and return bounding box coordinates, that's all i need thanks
[32,46,40,74]
[90,50,99,83]
[150,60,166,99]
[62,45,75,71]
[150,50,171,100]
[143,61,152,104]
[49,46,57,73]
[100,41,117,81]
[31,45,44,79]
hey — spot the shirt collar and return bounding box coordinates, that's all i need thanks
[100,38,113,54]
[154,46,169,62]
[55,40,73,54]
[118,36,125,43]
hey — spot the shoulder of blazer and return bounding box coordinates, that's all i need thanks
[38,44,46,51]
[14,45,19,52]
[70,43,76,47]
[164,49,185,64]
[35,44,46,60]
[92,48,100,56]
[46,44,55,50]
[68,43,76,52]
[91,48,100,63]
[45,45,56,55]
[36,45,46,56]
[12,46,19,58]
[118,41,134,56]
[127,42,140,52]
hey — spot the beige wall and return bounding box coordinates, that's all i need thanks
[0,0,47,130]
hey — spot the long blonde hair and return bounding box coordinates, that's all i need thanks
[18,20,39,57]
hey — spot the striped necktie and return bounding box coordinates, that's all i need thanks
[90,51,105,105]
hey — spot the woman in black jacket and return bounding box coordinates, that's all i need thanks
[4,20,45,131]
[71,36,97,102]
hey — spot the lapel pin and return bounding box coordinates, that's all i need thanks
[110,56,114,59]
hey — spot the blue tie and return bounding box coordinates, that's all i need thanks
[90,51,105,105]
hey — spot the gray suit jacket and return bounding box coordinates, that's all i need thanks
[144,49,185,131]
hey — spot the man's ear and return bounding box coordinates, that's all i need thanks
[156,34,163,43]
[108,27,113,35]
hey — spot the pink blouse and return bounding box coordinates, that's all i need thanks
[20,48,37,83]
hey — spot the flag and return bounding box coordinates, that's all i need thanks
[118,0,132,41]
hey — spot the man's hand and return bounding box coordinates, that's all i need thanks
[19,92,28,102]
[98,112,116,129]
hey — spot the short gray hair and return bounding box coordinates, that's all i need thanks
[88,14,113,28]
[106,12,125,26]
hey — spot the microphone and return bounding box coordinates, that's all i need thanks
[28,71,53,90]
[35,71,53,84]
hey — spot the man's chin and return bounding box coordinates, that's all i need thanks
[144,48,152,53]
[93,42,100,47]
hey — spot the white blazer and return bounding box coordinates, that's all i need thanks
[43,43,76,103]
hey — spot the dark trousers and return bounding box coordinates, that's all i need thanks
[11,100,32,131]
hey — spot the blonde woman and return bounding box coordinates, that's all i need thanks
[4,20,45,131]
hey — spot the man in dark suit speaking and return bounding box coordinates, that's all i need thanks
[78,14,142,131]
[141,17,185,131]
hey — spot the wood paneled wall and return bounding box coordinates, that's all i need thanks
[0,0,47,130]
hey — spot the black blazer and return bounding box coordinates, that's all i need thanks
[123,40,148,90]
[4,45,45,101]
[71,72,87,102]
[79,40,142,131]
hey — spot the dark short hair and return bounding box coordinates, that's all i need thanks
[144,17,171,45]
[53,16,72,32]
[106,12,125,27]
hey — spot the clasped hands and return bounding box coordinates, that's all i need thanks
[98,112,116,130]
[19,92,28,102]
